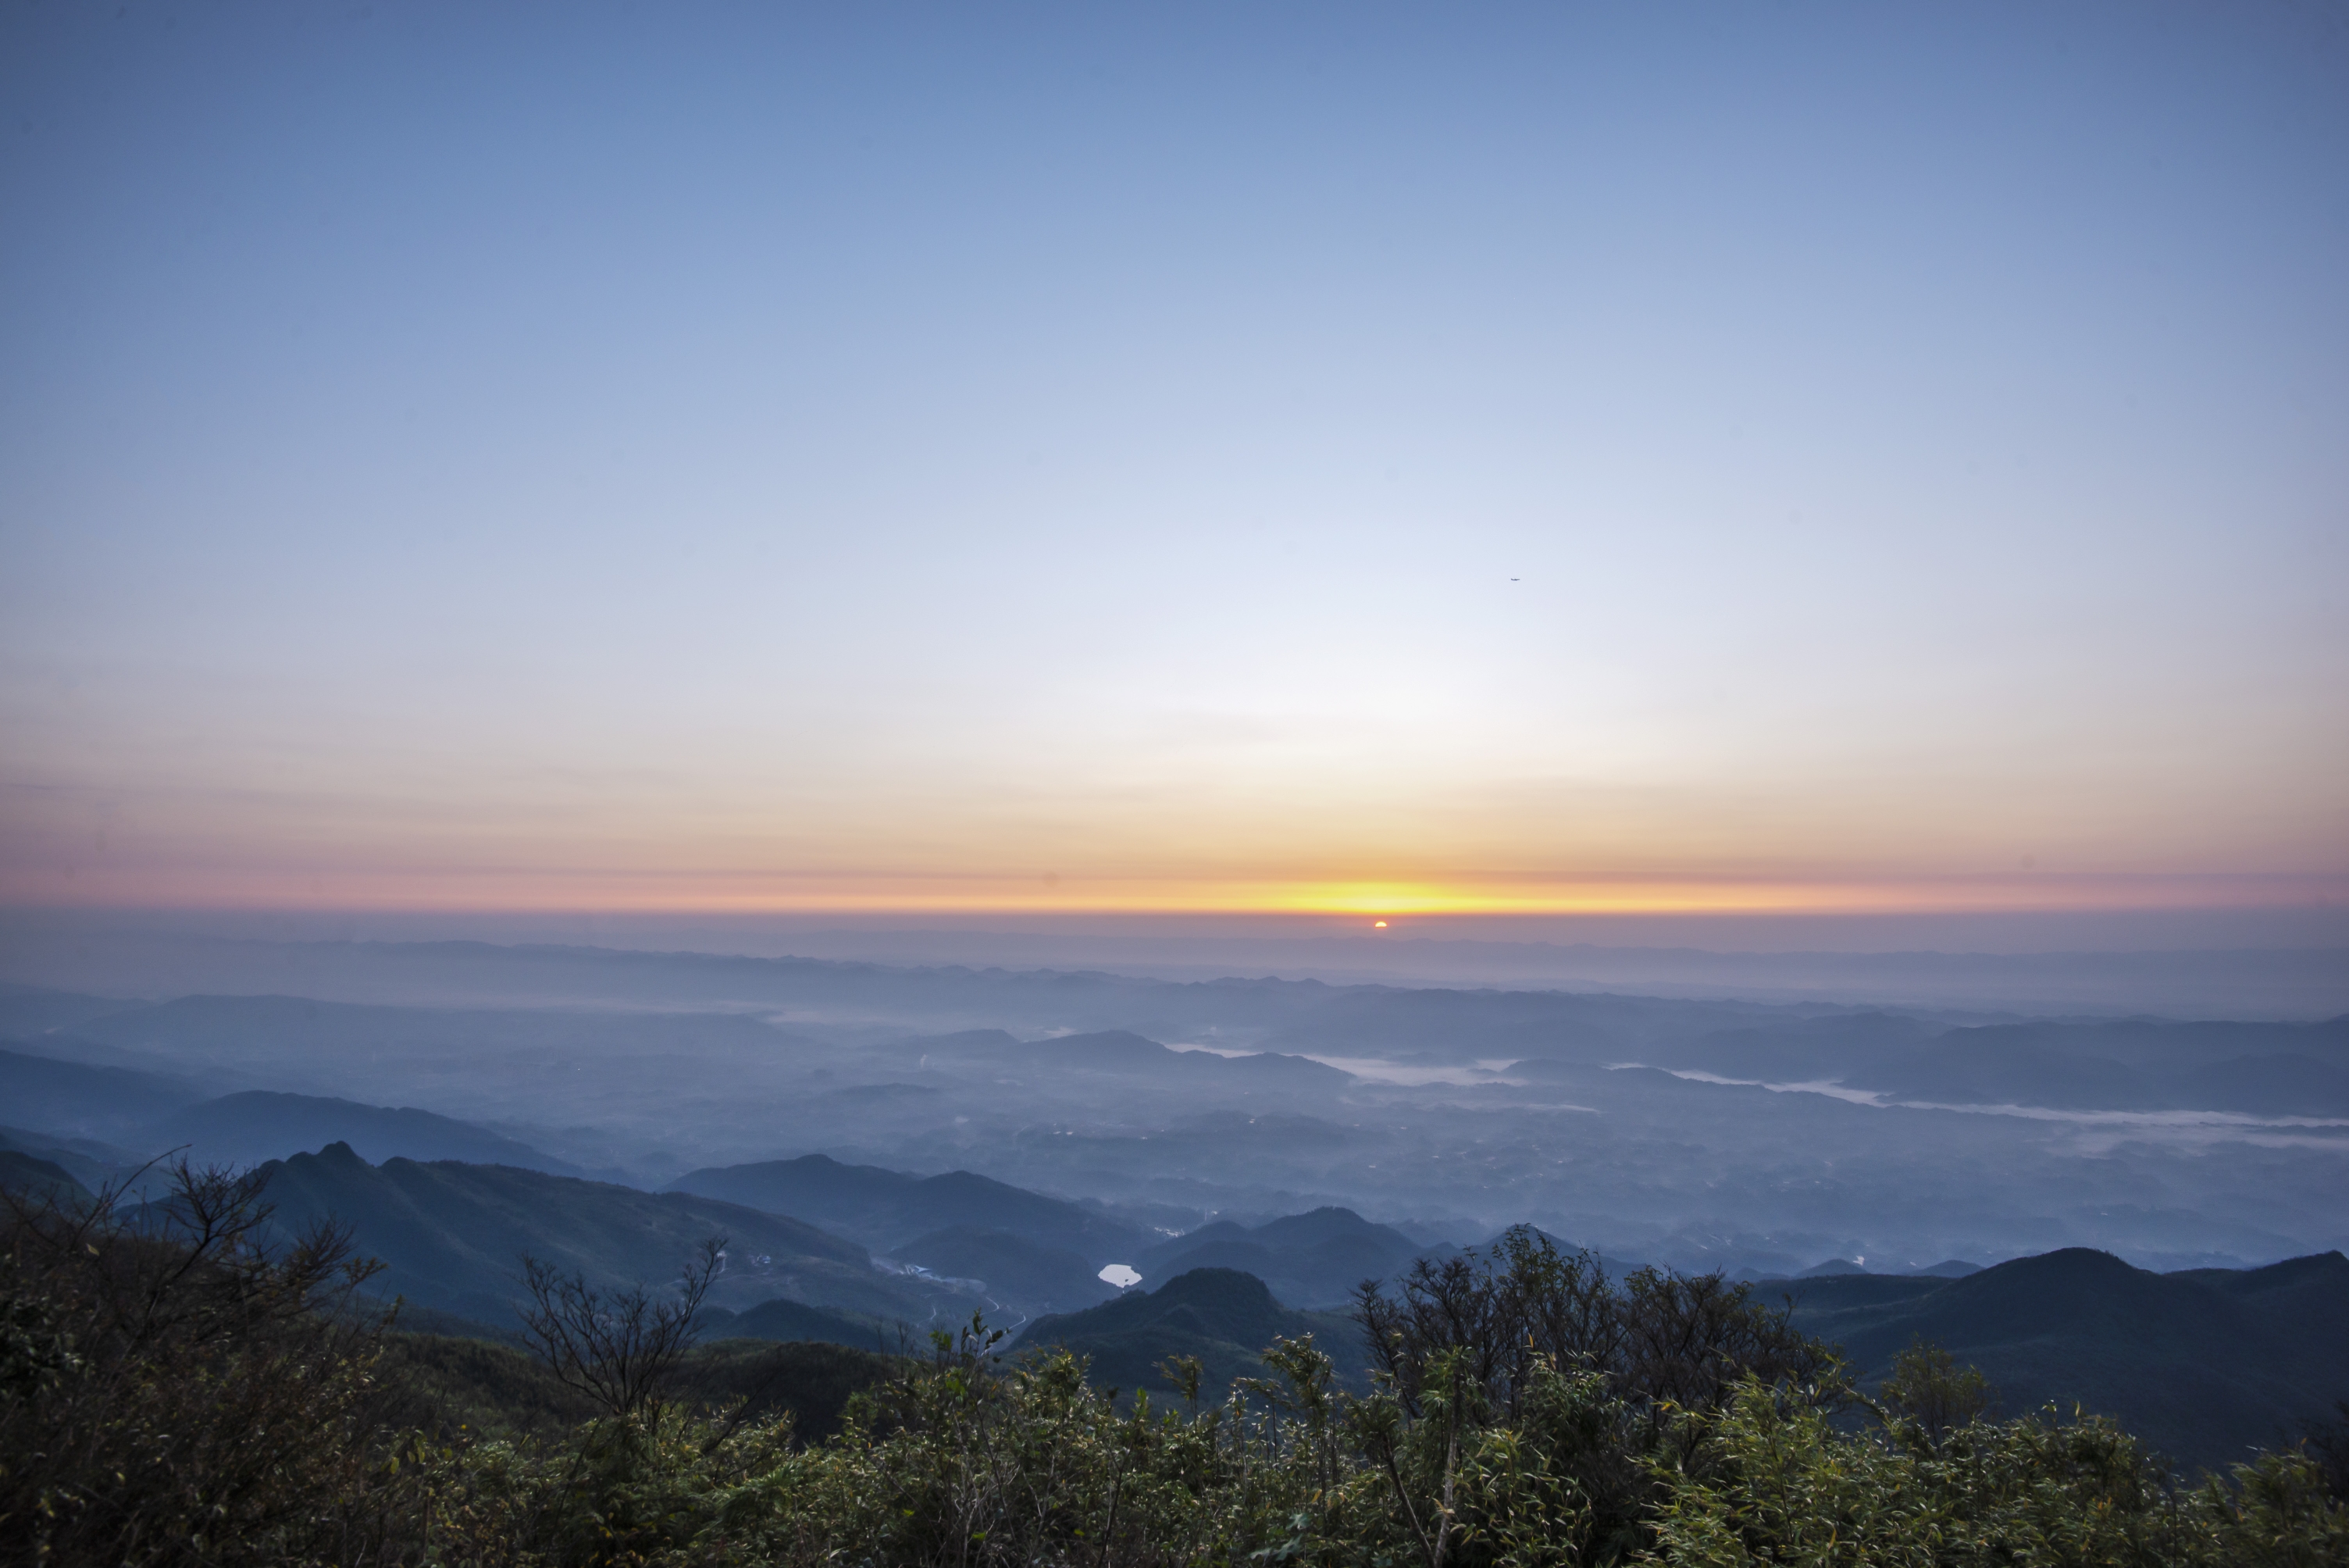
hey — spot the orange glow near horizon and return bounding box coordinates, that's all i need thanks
[4,5,2345,957]
[8,864,2338,918]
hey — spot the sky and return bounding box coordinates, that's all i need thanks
[2,2,2344,922]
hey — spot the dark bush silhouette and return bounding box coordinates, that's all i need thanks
[7,1188,2344,1566]
[0,1163,400,1566]
[1876,1334,1996,1444]
[1354,1228,1831,1423]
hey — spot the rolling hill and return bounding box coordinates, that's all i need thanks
[140,1090,581,1175]
[0,1046,212,1139]
[1014,1267,1367,1402]
[1782,1247,2349,1472]
[1135,1206,1428,1307]
[0,1124,145,1196]
[0,1148,91,1206]
[893,1226,1119,1317]
[243,1143,971,1330]
[665,1152,1148,1261]
[0,982,141,1039]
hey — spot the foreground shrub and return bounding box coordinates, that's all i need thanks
[385,1320,2349,1566]
[8,1201,2344,1566]
[0,1164,403,1566]
[1645,1379,2349,1567]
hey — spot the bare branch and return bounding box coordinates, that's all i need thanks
[517,1234,726,1418]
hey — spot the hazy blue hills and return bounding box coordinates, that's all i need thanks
[1510,1012,2349,1117]
[1135,1206,1428,1308]
[885,1028,1353,1096]
[1784,1247,2349,1472]
[665,1153,1149,1261]
[144,1090,583,1175]
[42,992,836,1123]
[0,1045,212,1139]
[0,1148,91,1206]
[6,958,2337,1283]
[0,982,141,1039]
[244,1142,957,1330]
[894,1227,1118,1317]
[0,1050,589,1178]
[1837,1025,2349,1115]
[62,991,808,1063]
[1014,1267,1366,1402]
[1017,1247,2349,1467]
[1011,1030,1351,1091]
[0,1122,151,1194]
[1790,1256,1981,1279]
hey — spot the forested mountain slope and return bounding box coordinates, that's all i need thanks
[244,1143,968,1329]
[1015,1267,1367,1400]
[1785,1246,2349,1471]
[1134,1206,1428,1308]
[665,1151,1147,1260]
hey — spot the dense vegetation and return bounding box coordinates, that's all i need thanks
[4,1168,2344,1566]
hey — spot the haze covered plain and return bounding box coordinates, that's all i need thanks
[8,912,2344,1285]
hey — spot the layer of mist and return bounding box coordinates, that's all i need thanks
[3,922,2343,1278]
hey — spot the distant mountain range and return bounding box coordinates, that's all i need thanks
[0,1045,211,1139]
[880,1028,1353,1092]
[242,1142,967,1330]
[1134,1206,1431,1309]
[665,1151,1166,1319]
[3,950,2344,1474]
[665,1150,1143,1256]
[149,1090,585,1174]
[1552,1013,2349,1117]
[6,957,2343,1282]
[1789,1256,1980,1279]
[0,1046,584,1178]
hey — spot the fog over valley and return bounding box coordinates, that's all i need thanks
[6,928,2341,1281]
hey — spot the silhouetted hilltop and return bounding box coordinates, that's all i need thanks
[0,1149,90,1206]
[0,1124,141,1196]
[1786,1246,2349,1471]
[1135,1206,1426,1308]
[143,1090,581,1175]
[1015,1267,1363,1400]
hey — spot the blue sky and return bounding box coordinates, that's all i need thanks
[2,2,2344,913]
